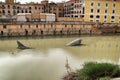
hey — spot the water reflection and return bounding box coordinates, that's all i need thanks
[0,49,81,80]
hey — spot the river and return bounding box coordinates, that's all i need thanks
[0,35,120,80]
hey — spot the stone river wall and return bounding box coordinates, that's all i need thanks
[0,22,120,37]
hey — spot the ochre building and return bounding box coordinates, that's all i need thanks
[84,0,120,23]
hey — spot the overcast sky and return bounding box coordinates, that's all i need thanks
[0,0,67,3]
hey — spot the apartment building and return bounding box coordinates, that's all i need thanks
[84,0,120,23]
[1,0,120,23]
[64,0,84,18]
[0,0,64,20]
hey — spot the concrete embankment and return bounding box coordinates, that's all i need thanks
[0,22,120,37]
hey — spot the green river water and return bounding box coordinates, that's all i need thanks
[0,35,119,80]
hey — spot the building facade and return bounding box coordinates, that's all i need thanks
[0,0,64,20]
[1,0,120,23]
[64,0,84,18]
[84,0,120,23]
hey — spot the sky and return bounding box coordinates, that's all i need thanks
[0,0,67,3]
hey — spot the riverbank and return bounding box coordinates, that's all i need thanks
[0,22,120,37]
[63,62,120,80]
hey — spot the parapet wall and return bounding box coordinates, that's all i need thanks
[0,22,95,37]
[0,22,120,37]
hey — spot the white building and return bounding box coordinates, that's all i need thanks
[16,13,55,22]
[17,13,31,22]
[46,13,55,21]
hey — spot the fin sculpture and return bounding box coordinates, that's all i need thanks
[66,38,82,46]
[17,40,31,49]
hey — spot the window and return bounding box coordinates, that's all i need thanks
[25,10,27,13]
[17,10,19,13]
[113,3,116,7]
[75,15,78,17]
[2,10,5,14]
[104,16,107,19]
[59,9,61,11]
[113,10,115,14]
[17,7,20,9]
[29,7,31,9]
[91,2,94,6]
[80,10,81,13]
[97,9,100,13]
[29,11,31,13]
[90,15,93,18]
[2,5,5,9]
[106,3,108,7]
[3,25,7,29]
[91,9,93,13]
[8,10,10,14]
[8,5,10,9]
[35,7,37,10]
[96,15,100,18]
[2,5,4,7]
[22,10,24,13]
[36,25,38,28]
[111,16,115,19]
[105,9,107,13]
[59,13,62,17]
[98,2,100,7]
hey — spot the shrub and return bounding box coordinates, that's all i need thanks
[77,62,120,80]
[99,77,110,80]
